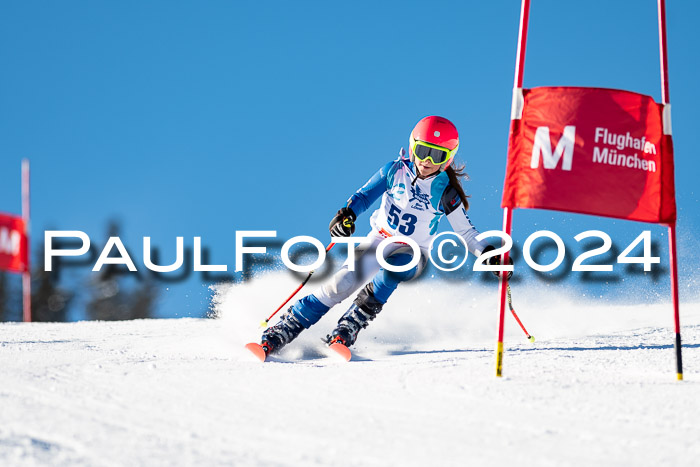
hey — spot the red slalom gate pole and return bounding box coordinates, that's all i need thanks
[657,0,682,380]
[260,242,335,327]
[497,0,530,378]
[22,159,31,323]
[658,0,670,104]
[658,0,682,380]
[496,208,513,377]
[513,0,531,90]
[668,224,682,380]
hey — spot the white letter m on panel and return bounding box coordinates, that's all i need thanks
[530,125,575,171]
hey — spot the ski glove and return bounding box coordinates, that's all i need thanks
[481,245,514,280]
[329,207,356,237]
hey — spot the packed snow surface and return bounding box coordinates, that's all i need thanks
[2,272,699,466]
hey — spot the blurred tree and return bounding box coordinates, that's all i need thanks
[31,242,73,322]
[85,220,159,321]
[0,272,11,321]
[0,272,21,321]
[128,276,159,320]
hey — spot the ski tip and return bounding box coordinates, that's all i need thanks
[328,342,352,362]
[245,343,267,362]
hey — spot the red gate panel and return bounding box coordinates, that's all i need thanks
[0,213,28,273]
[502,86,676,224]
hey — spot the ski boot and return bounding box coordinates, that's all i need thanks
[260,307,305,356]
[326,283,384,347]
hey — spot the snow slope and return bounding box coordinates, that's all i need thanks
[2,272,699,467]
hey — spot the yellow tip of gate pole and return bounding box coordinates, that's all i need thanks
[677,373,683,381]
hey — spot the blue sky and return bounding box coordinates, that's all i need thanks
[1,1,699,319]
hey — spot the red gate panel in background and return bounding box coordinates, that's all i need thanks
[502,87,676,224]
[0,213,28,274]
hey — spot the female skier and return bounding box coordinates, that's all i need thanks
[256,115,509,357]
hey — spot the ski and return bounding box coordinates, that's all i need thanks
[321,334,353,362]
[245,342,268,362]
[327,342,352,362]
[247,339,352,363]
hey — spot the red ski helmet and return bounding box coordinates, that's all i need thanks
[409,116,459,171]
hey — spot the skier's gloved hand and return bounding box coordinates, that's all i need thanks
[329,207,356,237]
[481,245,514,280]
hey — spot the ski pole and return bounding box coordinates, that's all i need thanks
[260,242,336,328]
[506,284,535,343]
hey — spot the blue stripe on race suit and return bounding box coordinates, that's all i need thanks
[371,252,421,303]
[386,159,401,191]
[429,213,442,235]
[345,160,400,217]
[429,172,449,211]
[290,294,330,328]
[464,209,475,228]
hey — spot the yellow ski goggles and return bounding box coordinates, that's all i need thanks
[410,139,458,165]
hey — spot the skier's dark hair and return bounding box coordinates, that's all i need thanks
[446,163,470,210]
